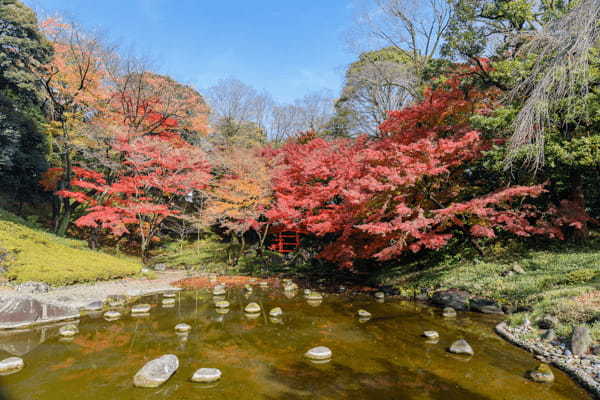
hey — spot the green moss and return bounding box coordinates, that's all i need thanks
[0,209,139,286]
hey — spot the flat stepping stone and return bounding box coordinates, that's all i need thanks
[244,303,261,313]
[0,357,24,375]
[306,292,323,301]
[215,300,230,309]
[133,355,179,388]
[104,311,121,320]
[305,346,332,361]
[303,289,312,296]
[269,307,283,317]
[283,283,298,291]
[215,308,230,315]
[132,304,151,314]
[84,301,103,312]
[529,363,554,383]
[442,307,457,317]
[258,281,268,288]
[244,284,253,292]
[374,292,385,299]
[357,309,371,318]
[163,292,177,298]
[423,331,439,339]
[59,324,79,337]
[212,285,226,296]
[448,339,474,356]
[162,298,176,306]
[174,323,191,333]
[191,368,222,383]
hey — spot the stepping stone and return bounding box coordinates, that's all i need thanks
[163,292,177,298]
[258,281,268,288]
[131,304,151,314]
[0,357,24,375]
[162,298,176,306]
[304,346,332,361]
[245,312,261,320]
[215,300,230,309]
[306,292,323,301]
[212,285,226,296]
[423,331,439,339]
[448,339,474,356]
[174,323,191,333]
[303,289,312,296]
[191,368,222,383]
[133,355,179,388]
[244,303,261,313]
[529,363,555,383]
[357,309,371,318]
[104,311,121,320]
[59,324,79,337]
[215,308,230,315]
[269,307,283,317]
[374,292,385,299]
[442,307,457,317]
[244,284,253,292]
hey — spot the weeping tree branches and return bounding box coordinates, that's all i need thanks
[507,0,600,169]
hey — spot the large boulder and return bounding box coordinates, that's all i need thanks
[0,296,79,329]
[133,355,179,388]
[431,289,470,311]
[469,297,504,314]
[571,325,592,356]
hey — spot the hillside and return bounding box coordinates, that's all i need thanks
[0,209,140,286]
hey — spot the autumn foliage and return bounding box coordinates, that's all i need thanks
[267,75,560,267]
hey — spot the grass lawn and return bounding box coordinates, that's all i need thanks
[0,209,140,286]
[390,239,600,339]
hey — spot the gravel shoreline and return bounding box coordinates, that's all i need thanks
[496,321,600,399]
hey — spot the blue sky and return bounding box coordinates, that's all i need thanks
[25,0,358,103]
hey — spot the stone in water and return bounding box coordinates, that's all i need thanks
[245,303,261,313]
[191,368,222,383]
[163,292,177,298]
[374,291,385,299]
[132,304,151,314]
[306,292,323,301]
[174,323,191,333]
[269,307,283,317]
[529,363,554,383]
[212,285,226,296]
[133,354,179,388]
[215,300,230,309]
[305,346,332,361]
[357,309,371,318]
[162,298,176,306]
[442,307,457,317]
[104,311,121,320]
[59,324,79,337]
[258,281,268,288]
[0,357,24,375]
[423,331,439,339]
[449,339,474,356]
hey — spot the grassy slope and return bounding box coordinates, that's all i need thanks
[392,240,600,339]
[0,209,140,286]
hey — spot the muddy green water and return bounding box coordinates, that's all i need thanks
[0,287,591,400]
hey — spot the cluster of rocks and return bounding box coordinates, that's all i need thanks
[497,320,600,395]
[430,289,504,315]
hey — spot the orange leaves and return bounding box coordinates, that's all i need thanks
[204,146,272,234]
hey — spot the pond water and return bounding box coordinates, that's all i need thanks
[0,286,591,400]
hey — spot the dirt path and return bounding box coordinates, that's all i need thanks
[0,271,190,309]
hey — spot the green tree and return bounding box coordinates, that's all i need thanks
[0,0,52,208]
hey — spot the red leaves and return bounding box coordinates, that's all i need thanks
[268,74,558,267]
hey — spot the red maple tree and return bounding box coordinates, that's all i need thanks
[267,74,561,267]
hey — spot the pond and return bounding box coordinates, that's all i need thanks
[0,286,591,400]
